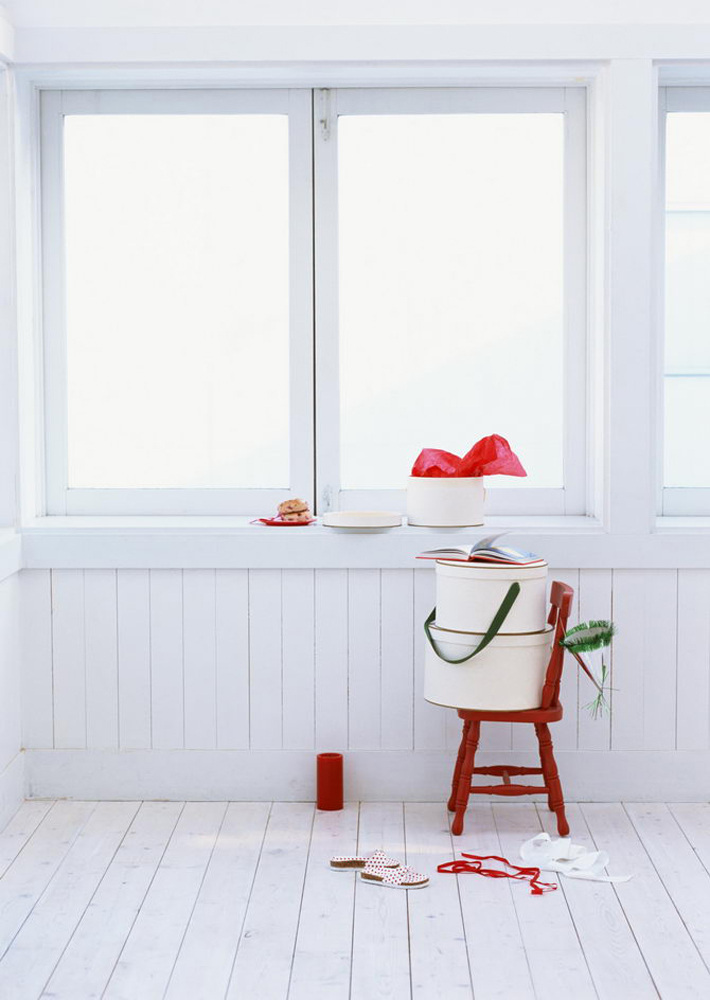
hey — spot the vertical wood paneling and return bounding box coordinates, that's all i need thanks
[314,569,348,750]
[282,570,315,750]
[413,570,447,751]
[84,570,118,749]
[380,570,414,750]
[577,569,613,750]
[550,568,580,751]
[20,570,54,749]
[347,569,381,750]
[149,570,184,750]
[23,563,707,770]
[51,570,86,749]
[0,576,20,771]
[676,570,710,751]
[444,692,464,752]
[117,570,151,750]
[183,570,217,750]
[612,569,678,750]
[215,570,249,750]
[248,569,283,750]
[510,570,579,753]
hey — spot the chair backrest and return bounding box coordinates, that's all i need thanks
[540,581,575,709]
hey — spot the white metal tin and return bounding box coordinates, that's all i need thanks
[406,476,484,527]
[424,623,553,711]
[435,560,548,635]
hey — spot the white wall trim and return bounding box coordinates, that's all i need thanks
[0,8,13,64]
[23,748,710,802]
[0,752,23,828]
[11,2,710,31]
[0,531,21,582]
[13,25,710,65]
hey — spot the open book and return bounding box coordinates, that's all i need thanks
[416,532,545,566]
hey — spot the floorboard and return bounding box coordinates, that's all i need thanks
[582,802,710,999]
[225,802,314,1000]
[493,803,597,1000]
[165,802,271,1000]
[537,803,657,1000]
[103,801,227,1000]
[405,802,472,998]
[0,802,54,880]
[0,801,96,962]
[626,803,710,973]
[0,800,706,1000]
[350,802,410,1000]
[452,802,535,1000]
[0,802,139,1000]
[43,801,184,1000]
[288,803,359,1000]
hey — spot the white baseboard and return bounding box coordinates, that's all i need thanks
[23,748,710,802]
[0,753,24,828]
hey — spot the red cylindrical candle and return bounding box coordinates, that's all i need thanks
[316,752,343,810]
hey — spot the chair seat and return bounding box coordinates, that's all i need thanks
[457,702,563,724]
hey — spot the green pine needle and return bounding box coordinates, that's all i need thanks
[561,619,616,653]
[583,660,613,720]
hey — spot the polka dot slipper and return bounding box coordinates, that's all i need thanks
[329,849,400,872]
[360,862,429,890]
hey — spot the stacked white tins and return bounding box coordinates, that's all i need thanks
[424,559,551,711]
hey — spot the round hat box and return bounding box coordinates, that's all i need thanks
[435,560,548,635]
[424,623,554,711]
[406,476,484,527]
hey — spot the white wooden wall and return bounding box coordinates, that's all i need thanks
[0,574,23,823]
[19,567,710,801]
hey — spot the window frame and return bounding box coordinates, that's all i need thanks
[39,84,589,518]
[40,87,314,515]
[660,85,710,517]
[314,85,589,516]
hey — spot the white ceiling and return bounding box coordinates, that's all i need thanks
[5,0,710,28]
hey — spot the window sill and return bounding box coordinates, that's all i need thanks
[17,514,609,569]
[17,516,710,568]
[21,514,600,535]
[656,516,710,531]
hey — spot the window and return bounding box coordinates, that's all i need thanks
[41,90,313,514]
[662,89,710,515]
[40,87,588,516]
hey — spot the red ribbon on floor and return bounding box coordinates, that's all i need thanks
[437,853,557,895]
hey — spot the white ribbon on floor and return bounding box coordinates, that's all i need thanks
[520,832,632,883]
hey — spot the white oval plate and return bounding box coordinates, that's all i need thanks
[322,510,403,531]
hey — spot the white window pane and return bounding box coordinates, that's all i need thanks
[666,113,710,208]
[664,377,710,487]
[666,213,710,372]
[338,114,564,490]
[665,113,710,488]
[64,114,290,489]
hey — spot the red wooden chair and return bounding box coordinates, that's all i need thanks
[447,581,574,837]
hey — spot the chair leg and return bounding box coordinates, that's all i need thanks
[451,720,480,836]
[535,722,569,837]
[447,720,471,812]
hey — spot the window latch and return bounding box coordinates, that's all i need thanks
[317,89,331,141]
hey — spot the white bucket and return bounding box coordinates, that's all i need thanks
[435,560,548,635]
[406,476,484,527]
[424,623,553,711]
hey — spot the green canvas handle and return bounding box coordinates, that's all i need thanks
[424,581,521,664]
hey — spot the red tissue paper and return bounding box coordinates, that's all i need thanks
[411,435,527,478]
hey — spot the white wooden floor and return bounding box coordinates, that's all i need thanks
[0,801,707,999]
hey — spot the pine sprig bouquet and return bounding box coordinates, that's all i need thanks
[560,620,616,719]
